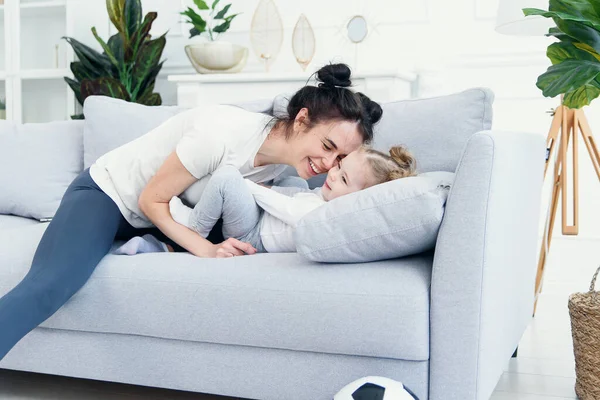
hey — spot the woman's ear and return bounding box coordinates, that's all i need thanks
[294,107,310,130]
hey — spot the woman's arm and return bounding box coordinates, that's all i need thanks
[138,151,256,257]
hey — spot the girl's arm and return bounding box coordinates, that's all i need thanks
[139,151,256,257]
[245,180,324,226]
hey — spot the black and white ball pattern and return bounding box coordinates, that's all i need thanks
[334,376,419,400]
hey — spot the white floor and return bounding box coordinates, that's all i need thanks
[0,237,593,400]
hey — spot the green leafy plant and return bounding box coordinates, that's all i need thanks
[181,0,240,41]
[63,0,166,119]
[524,0,600,108]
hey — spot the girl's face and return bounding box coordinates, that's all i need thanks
[321,150,375,201]
[289,108,364,179]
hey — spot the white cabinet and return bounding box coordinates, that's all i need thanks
[168,70,420,108]
[2,0,75,123]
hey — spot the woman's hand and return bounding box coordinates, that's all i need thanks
[213,238,257,258]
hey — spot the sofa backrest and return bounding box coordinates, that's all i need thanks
[83,88,493,174]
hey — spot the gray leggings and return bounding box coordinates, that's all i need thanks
[190,166,266,252]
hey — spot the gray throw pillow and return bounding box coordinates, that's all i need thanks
[295,171,454,263]
[83,96,186,168]
[0,120,84,220]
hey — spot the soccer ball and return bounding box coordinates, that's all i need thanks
[333,376,419,400]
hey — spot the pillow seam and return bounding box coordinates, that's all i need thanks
[300,213,442,255]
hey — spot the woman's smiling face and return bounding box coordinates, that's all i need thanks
[288,109,364,179]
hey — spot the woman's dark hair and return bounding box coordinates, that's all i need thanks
[275,63,382,144]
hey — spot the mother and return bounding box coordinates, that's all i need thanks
[0,63,382,360]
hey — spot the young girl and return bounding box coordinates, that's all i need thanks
[117,145,417,257]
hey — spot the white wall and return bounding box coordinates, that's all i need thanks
[74,0,600,239]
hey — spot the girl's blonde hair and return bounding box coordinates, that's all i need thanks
[361,145,417,184]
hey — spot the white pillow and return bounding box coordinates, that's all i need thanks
[0,120,84,220]
[295,171,454,263]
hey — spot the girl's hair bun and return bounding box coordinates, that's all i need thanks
[316,63,352,89]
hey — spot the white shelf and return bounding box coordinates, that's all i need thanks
[0,71,6,80]
[20,1,66,9]
[20,69,70,79]
[168,70,418,84]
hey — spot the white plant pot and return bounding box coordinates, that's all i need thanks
[185,41,248,74]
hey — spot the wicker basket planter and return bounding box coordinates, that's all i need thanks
[569,266,600,399]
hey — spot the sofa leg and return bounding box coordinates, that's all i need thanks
[511,347,518,358]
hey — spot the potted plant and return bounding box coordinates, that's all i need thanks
[524,0,600,108]
[181,0,248,73]
[63,0,166,119]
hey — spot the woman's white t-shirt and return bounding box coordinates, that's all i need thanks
[90,105,287,228]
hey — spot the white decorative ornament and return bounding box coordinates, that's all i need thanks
[292,14,316,71]
[250,0,284,72]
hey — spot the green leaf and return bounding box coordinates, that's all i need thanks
[106,0,127,35]
[554,18,600,54]
[212,19,231,33]
[71,114,85,120]
[214,4,231,19]
[181,8,206,29]
[92,27,119,68]
[562,82,600,108]
[523,7,600,31]
[127,12,157,62]
[131,33,166,99]
[137,92,162,106]
[547,42,599,64]
[139,60,164,96]
[211,0,220,10]
[107,33,125,65]
[64,77,84,105]
[63,36,113,77]
[81,77,131,102]
[536,60,600,97]
[549,0,600,27]
[573,42,600,61]
[547,26,575,42]
[70,61,101,81]
[189,27,201,37]
[193,0,209,10]
[124,0,142,40]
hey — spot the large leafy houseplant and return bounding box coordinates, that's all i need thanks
[180,0,239,40]
[524,0,600,109]
[63,0,166,119]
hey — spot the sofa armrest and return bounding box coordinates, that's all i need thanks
[429,130,545,400]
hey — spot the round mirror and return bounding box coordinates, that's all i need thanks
[346,15,368,43]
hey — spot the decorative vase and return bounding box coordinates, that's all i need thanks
[292,14,316,71]
[250,0,284,72]
[184,41,248,74]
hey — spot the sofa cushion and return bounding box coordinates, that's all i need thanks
[0,120,84,220]
[0,215,42,231]
[0,228,432,361]
[296,171,454,263]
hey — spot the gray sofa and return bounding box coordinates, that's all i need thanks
[0,88,545,400]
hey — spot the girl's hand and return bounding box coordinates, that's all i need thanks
[213,238,257,258]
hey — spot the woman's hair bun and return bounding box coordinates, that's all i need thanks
[316,63,352,89]
[357,92,383,125]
